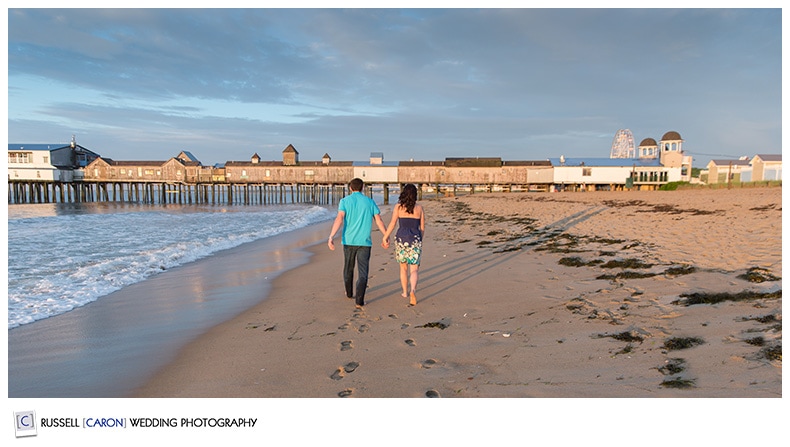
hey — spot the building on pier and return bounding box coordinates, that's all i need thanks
[8,136,100,182]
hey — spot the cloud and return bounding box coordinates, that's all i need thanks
[7,8,782,167]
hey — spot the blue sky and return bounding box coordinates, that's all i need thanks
[6,7,783,168]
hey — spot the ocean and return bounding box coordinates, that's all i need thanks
[7,201,344,397]
[7,202,336,329]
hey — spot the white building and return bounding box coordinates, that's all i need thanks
[353,152,398,183]
[550,157,681,191]
[8,138,100,181]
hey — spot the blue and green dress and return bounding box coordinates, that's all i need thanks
[394,217,422,265]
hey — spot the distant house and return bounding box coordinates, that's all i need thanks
[705,158,751,184]
[749,154,782,181]
[8,137,100,181]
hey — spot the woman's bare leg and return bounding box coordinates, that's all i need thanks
[409,264,419,305]
[399,263,408,297]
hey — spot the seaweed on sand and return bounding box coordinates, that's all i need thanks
[658,358,686,375]
[417,321,449,330]
[600,258,653,269]
[671,290,782,306]
[744,336,766,346]
[660,377,696,389]
[664,265,696,276]
[559,256,596,267]
[596,271,657,280]
[760,344,782,361]
[597,331,644,343]
[663,337,705,351]
[737,267,781,283]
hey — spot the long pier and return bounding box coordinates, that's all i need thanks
[7,180,544,206]
[7,181,361,206]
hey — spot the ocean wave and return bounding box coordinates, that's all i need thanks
[7,203,334,329]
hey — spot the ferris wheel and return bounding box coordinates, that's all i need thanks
[610,129,635,158]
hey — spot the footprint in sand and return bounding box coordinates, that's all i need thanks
[405,339,416,346]
[339,322,351,331]
[421,359,437,369]
[358,323,370,333]
[338,389,353,398]
[340,340,353,351]
[330,368,345,380]
[343,361,359,373]
[389,314,399,319]
[425,390,441,398]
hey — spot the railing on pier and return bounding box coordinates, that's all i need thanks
[7,180,564,206]
[7,181,359,206]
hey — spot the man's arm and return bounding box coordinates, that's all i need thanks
[328,211,345,250]
[374,213,387,245]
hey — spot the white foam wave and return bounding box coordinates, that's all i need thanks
[7,204,334,328]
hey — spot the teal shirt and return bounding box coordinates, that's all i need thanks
[338,192,381,246]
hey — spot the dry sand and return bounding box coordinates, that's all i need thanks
[134,186,781,399]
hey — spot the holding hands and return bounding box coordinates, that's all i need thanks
[381,236,390,249]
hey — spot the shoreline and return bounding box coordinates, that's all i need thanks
[8,220,331,398]
[134,187,782,398]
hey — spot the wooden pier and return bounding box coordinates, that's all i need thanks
[7,180,366,206]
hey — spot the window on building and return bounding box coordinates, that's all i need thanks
[9,152,32,164]
[43,156,49,164]
[582,168,592,176]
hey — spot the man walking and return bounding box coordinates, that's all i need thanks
[328,178,388,307]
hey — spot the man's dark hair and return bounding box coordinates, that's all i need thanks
[349,178,364,192]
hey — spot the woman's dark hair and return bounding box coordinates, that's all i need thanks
[398,184,418,214]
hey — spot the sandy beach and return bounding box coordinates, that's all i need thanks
[134,186,781,399]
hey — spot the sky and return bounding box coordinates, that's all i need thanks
[6,6,784,168]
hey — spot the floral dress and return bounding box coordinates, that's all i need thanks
[395,217,422,265]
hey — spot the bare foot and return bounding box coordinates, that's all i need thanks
[409,292,417,306]
[401,291,408,298]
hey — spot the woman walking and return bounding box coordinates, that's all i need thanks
[382,184,425,306]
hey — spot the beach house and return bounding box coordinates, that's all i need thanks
[8,137,100,182]
[748,154,782,182]
[705,158,752,184]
